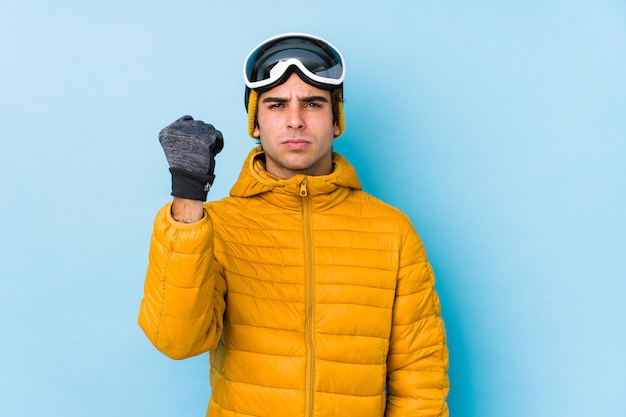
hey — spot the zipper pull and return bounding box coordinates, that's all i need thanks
[300,179,308,197]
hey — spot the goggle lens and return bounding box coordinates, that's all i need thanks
[244,33,345,90]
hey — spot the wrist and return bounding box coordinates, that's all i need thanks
[171,197,204,223]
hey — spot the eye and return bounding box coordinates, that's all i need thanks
[305,102,322,109]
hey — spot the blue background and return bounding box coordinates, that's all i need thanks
[1,1,625,416]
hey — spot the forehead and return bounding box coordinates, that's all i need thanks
[259,72,332,99]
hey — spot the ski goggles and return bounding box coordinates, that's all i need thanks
[243,33,345,91]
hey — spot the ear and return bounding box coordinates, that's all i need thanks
[333,121,340,138]
[253,125,261,138]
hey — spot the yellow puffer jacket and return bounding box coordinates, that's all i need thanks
[139,146,449,417]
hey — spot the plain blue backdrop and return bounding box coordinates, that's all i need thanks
[1,1,625,416]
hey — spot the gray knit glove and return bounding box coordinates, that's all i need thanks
[159,115,224,201]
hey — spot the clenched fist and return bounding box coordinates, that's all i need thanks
[159,115,224,201]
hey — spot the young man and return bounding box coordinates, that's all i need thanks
[139,33,449,417]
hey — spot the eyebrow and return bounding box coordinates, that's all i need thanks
[261,95,330,104]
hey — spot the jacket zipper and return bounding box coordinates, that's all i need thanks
[301,178,315,417]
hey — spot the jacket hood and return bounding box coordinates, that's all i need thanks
[230,146,362,210]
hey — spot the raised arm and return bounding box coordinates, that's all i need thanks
[138,115,226,359]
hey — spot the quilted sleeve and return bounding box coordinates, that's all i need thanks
[385,224,449,416]
[138,202,226,360]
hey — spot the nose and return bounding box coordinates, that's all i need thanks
[286,106,305,130]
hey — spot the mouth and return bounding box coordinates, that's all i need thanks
[282,138,310,149]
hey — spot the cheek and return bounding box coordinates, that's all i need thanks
[256,110,276,131]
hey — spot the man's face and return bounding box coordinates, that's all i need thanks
[253,72,340,179]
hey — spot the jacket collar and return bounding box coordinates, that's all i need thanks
[230,146,362,211]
